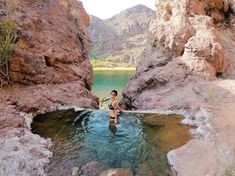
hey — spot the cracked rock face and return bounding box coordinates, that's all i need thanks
[122,0,231,112]
[10,0,91,87]
[122,1,235,175]
[0,0,99,110]
[0,0,98,175]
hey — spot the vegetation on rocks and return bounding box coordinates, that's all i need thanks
[0,0,18,86]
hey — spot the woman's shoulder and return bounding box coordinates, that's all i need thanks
[113,99,119,104]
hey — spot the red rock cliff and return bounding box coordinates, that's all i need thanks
[0,0,98,175]
[122,1,235,175]
[122,0,234,113]
[0,0,98,112]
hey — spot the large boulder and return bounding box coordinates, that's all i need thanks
[100,168,133,176]
[0,0,99,110]
[10,0,91,88]
[122,0,231,111]
[77,161,105,176]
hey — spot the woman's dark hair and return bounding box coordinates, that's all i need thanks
[111,90,118,96]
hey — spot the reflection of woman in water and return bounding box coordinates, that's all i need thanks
[100,90,123,124]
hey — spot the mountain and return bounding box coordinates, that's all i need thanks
[88,5,156,64]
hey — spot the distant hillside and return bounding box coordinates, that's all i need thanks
[88,5,156,65]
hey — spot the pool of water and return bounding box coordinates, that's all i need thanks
[32,110,192,176]
[92,70,135,98]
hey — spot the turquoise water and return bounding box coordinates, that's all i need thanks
[32,110,191,176]
[31,70,192,175]
[92,70,135,98]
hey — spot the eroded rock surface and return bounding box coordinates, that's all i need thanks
[77,161,105,176]
[122,0,230,112]
[122,0,235,175]
[0,0,98,175]
[100,168,133,176]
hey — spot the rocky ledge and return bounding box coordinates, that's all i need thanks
[122,0,232,112]
[0,0,98,175]
[122,0,235,175]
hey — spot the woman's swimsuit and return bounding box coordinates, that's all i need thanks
[108,102,114,110]
[108,100,116,119]
[109,116,115,120]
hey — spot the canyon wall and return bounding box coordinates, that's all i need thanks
[0,0,99,113]
[122,0,235,175]
[0,0,98,175]
[122,0,232,113]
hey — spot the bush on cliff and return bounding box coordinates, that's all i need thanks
[0,0,18,86]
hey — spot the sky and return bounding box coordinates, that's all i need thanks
[80,0,156,19]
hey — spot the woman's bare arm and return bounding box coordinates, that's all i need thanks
[114,100,119,124]
[99,97,110,102]
[117,102,123,112]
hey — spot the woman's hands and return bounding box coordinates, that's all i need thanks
[99,97,110,103]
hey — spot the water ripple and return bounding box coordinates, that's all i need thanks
[32,110,192,176]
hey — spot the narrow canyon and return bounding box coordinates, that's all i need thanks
[1,0,235,175]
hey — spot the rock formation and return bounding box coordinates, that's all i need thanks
[122,0,235,175]
[0,0,98,175]
[1,0,235,175]
[88,5,155,64]
[0,0,99,109]
[122,0,231,111]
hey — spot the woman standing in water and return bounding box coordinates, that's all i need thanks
[100,90,123,124]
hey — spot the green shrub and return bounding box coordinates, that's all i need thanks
[0,19,17,64]
[0,0,18,86]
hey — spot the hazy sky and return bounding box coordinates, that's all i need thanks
[80,0,156,19]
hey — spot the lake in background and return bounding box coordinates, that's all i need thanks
[92,70,135,99]
[31,69,192,176]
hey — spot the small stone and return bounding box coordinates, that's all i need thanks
[100,168,133,176]
[71,167,79,176]
[78,161,104,176]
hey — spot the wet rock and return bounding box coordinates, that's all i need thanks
[78,161,105,176]
[100,168,133,176]
[72,167,79,176]
[136,164,158,176]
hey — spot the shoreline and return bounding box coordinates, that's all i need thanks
[93,67,136,71]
